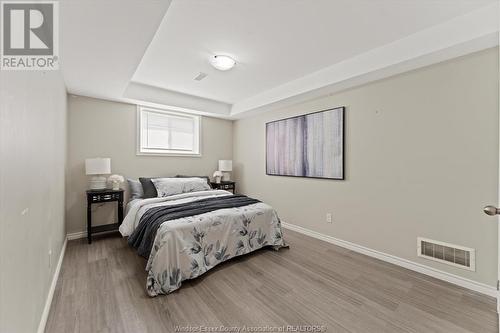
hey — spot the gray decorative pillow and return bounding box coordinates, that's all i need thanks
[139,177,159,198]
[152,177,210,197]
[127,179,144,199]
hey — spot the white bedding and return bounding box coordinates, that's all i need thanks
[120,190,286,296]
[125,198,141,215]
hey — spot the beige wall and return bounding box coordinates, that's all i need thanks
[66,96,233,234]
[233,48,499,286]
[0,71,67,332]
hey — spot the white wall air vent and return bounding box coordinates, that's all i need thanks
[194,72,208,81]
[417,237,475,271]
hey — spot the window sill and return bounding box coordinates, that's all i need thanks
[136,151,202,158]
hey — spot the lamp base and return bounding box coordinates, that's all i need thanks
[222,172,231,182]
[89,176,107,190]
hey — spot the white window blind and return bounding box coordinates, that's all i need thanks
[138,107,200,156]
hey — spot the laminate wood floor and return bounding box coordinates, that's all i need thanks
[46,229,498,333]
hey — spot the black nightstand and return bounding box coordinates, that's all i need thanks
[210,181,236,194]
[86,189,124,244]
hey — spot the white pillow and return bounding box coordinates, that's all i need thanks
[151,177,211,197]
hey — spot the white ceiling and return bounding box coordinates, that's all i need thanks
[61,0,499,118]
[131,0,495,104]
[60,0,172,101]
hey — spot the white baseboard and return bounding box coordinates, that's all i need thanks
[37,237,67,333]
[281,222,498,298]
[66,230,86,240]
[67,229,120,240]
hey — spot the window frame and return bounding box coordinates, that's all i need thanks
[136,106,202,157]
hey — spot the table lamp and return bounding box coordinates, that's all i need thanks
[218,160,232,181]
[85,158,111,190]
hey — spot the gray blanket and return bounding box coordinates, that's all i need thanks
[128,194,261,258]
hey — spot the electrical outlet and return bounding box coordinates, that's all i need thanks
[326,213,333,223]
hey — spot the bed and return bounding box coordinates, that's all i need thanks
[119,187,286,297]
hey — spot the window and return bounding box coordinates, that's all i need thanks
[138,106,201,156]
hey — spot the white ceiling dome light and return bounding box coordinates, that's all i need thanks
[210,55,236,71]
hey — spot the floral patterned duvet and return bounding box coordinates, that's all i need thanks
[119,190,286,296]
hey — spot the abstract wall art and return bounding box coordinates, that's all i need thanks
[266,107,344,180]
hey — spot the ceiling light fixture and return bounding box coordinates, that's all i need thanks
[210,55,236,71]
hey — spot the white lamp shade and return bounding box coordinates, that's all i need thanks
[85,158,111,175]
[218,160,232,172]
